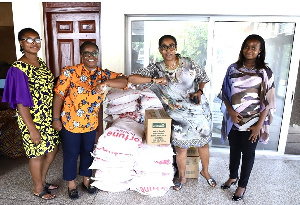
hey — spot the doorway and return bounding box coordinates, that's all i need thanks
[43,2,103,136]
[126,15,300,153]
[43,2,101,77]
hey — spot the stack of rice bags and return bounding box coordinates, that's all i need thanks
[130,144,175,196]
[90,87,174,196]
[90,117,143,192]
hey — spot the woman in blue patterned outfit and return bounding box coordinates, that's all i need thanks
[128,35,216,191]
[220,34,276,201]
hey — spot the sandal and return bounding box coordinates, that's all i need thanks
[173,182,183,191]
[232,187,246,201]
[221,177,239,189]
[200,171,217,187]
[45,183,59,190]
[82,182,98,194]
[34,189,56,200]
[206,178,217,187]
[68,187,79,200]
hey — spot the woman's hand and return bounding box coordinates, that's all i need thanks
[228,109,243,124]
[247,124,261,143]
[52,121,62,132]
[154,77,167,85]
[95,82,107,94]
[29,127,42,145]
[190,92,202,105]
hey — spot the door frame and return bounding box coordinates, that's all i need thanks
[208,16,300,154]
[126,15,300,154]
[43,2,103,137]
[42,2,101,76]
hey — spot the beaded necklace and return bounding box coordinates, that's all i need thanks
[164,57,179,71]
[163,58,180,82]
[243,63,255,71]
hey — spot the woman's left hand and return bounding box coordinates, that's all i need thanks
[247,124,261,143]
[95,82,107,94]
[190,92,202,105]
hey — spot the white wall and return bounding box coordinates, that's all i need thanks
[12,1,45,60]
[9,0,300,153]
[100,0,300,73]
[11,0,299,73]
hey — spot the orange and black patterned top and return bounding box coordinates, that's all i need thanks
[54,64,123,133]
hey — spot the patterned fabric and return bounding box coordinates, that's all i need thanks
[0,109,25,158]
[134,56,212,148]
[54,64,123,133]
[220,63,276,144]
[2,58,60,158]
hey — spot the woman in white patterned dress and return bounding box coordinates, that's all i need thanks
[128,35,216,190]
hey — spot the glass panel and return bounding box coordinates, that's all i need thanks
[131,20,209,73]
[210,22,295,150]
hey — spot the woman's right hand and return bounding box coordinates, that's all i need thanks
[29,127,42,145]
[95,82,107,94]
[154,77,167,85]
[52,121,62,132]
[228,109,243,124]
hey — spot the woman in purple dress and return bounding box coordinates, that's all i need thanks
[220,34,276,201]
[2,28,60,200]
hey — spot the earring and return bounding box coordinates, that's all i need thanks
[258,54,260,58]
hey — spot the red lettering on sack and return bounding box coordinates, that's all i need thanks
[96,146,132,156]
[154,159,171,165]
[104,129,142,144]
[112,132,119,137]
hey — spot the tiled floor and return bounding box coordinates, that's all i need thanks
[1,145,300,205]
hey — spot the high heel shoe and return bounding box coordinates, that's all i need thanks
[220,177,239,190]
[232,187,246,201]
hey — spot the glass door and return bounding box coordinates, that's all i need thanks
[126,15,300,152]
[126,16,209,75]
[209,20,296,151]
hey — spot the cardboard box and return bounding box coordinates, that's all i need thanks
[185,156,200,178]
[145,109,172,145]
[187,147,199,157]
[187,147,199,156]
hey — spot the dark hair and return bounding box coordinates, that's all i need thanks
[18,28,39,53]
[80,41,99,54]
[158,35,177,47]
[236,34,267,69]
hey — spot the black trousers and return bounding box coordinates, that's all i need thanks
[228,129,258,188]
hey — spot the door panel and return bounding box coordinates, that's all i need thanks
[57,39,74,71]
[43,2,103,138]
[210,21,295,150]
[51,13,100,76]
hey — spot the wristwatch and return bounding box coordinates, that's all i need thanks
[197,88,203,95]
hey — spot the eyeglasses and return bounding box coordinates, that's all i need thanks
[82,51,99,58]
[159,44,177,51]
[21,38,42,44]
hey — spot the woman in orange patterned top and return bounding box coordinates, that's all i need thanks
[52,41,127,200]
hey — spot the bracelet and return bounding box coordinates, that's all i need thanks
[197,88,203,95]
[52,118,60,121]
[151,77,156,84]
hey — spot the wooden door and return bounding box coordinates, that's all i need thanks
[43,2,103,137]
[51,13,100,77]
[43,2,101,77]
